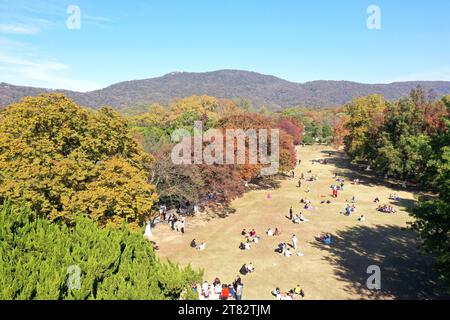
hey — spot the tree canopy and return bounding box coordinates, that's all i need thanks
[0,201,201,300]
[0,94,158,228]
[338,87,450,290]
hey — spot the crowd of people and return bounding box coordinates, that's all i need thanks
[274,234,304,257]
[271,284,305,300]
[378,204,397,213]
[179,153,404,300]
[342,203,357,216]
[168,214,186,233]
[239,228,262,250]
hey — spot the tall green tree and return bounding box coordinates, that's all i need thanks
[410,118,450,289]
[344,94,386,162]
[0,201,201,300]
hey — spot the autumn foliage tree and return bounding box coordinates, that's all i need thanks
[276,118,304,145]
[0,94,158,228]
[342,87,449,184]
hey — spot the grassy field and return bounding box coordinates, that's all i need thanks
[154,145,448,300]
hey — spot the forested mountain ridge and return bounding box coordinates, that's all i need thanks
[2,70,450,110]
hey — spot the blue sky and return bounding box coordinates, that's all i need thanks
[1,0,449,91]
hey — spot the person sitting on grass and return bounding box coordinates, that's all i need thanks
[274,228,281,236]
[240,264,248,276]
[281,290,294,300]
[293,214,301,224]
[317,233,332,245]
[275,243,284,254]
[294,285,305,298]
[345,204,352,216]
[197,242,206,250]
[271,288,282,300]
[374,197,380,203]
[246,262,255,273]
[284,248,293,257]
[378,205,396,213]
[358,214,366,222]
[299,213,309,222]
[389,193,400,201]
[190,239,197,248]
[249,229,256,237]
[267,228,274,237]
[241,229,247,236]
[239,241,251,250]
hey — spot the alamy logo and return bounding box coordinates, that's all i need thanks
[66,5,81,30]
[366,265,381,290]
[67,265,81,290]
[171,121,280,176]
[367,5,381,30]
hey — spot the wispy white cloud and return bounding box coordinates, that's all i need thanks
[84,15,112,23]
[0,50,103,92]
[0,1,111,91]
[0,23,40,35]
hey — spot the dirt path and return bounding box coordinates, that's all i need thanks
[153,145,447,300]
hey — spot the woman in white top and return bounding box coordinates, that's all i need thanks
[267,228,274,236]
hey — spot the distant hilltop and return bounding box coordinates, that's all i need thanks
[2,70,450,110]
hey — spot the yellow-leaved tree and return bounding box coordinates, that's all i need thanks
[0,94,158,228]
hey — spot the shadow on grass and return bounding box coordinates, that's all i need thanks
[249,175,282,191]
[205,202,237,219]
[310,224,449,299]
[203,176,282,219]
[314,149,422,192]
